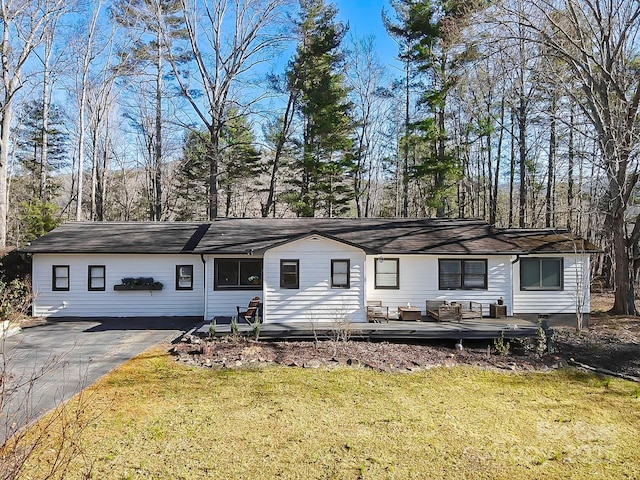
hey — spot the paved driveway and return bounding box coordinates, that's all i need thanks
[1,317,198,440]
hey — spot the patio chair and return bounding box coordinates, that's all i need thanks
[367,300,389,323]
[452,301,483,320]
[426,300,462,322]
[237,296,261,324]
[426,300,483,323]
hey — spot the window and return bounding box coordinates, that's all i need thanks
[375,258,399,289]
[176,265,194,290]
[331,259,350,288]
[52,265,69,291]
[520,257,563,290]
[214,259,262,290]
[280,260,299,289]
[88,265,105,291]
[439,259,487,290]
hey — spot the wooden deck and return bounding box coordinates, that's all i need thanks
[196,316,542,341]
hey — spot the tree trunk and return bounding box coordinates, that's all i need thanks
[207,128,219,220]
[567,102,574,230]
[90,126,98,219]
[491,98,505,226]
[0,99,11,247]
[546,94,556,228]
[517,95,527,228]
[154,38,163,221]
[402,56,410,218]
[75,3,101,222]
[611,213,638,315]
[436,107,446,218]
[262,92,295,218]
[41,35,51,201]
[508,108,515,228]
[97,144,107,221]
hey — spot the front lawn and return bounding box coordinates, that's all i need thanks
[18,347,640,479]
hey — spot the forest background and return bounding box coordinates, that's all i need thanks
[1,0,639,314]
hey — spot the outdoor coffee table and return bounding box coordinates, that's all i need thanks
[397,306,422,321]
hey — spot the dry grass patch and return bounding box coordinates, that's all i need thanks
[18,347,640,480]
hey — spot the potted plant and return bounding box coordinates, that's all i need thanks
[114,276,163,291]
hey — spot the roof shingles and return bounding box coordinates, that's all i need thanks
[21,218,599,255]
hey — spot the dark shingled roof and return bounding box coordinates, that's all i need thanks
[21,222,209,254]
[21,218,599,255]
[194,218,599,254]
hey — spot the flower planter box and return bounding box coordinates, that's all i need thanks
[113,284,163,291]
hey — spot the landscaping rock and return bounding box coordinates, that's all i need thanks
[303,360,321,369]
[169,304,640,379]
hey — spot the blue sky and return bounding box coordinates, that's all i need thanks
[334,0,400,67]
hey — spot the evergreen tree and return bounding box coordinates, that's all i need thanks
[176,109,262,219]
[286,0,355,217]
[219,109,262,217]
[385,0,477,217]
[18,198,60,243]
[175,130,209,221]
[14,99,69,201]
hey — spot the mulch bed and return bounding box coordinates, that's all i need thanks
[171,335,559,374]
[171,314,640,381]
[553,315,640,380]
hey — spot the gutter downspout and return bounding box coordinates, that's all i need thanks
[200,254,207,320]
[510,255,520,316]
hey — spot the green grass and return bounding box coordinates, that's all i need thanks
[20,348,640,479]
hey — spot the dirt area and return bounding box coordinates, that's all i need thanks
[172,294,640,381]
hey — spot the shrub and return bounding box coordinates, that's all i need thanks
[0,278,32,322]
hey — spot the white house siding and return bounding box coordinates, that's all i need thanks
[32,254,204,317]
[512,254,591,316]
[365,255,513,316]
[262,237,366,323]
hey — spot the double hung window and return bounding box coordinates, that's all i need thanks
[374,258,399,289]
[280,260,299,289]
[52,265,70,291]
[439,259,487,290]
[331,260,350,288]
[88,265,105,291]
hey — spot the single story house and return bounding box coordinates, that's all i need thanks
[21,218,598,326]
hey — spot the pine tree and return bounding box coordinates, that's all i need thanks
[385,0,477,217]
[174,130,209,221]
[14,100,69,201]
[219,109,262,217]
[287,0,355,217]
[176,110,262,219]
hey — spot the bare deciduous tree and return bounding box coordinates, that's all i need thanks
[507,0,640,314]
[346,34,388,218]
[70,0,108,222]
[0,0,67,247]
[165,0,293,219]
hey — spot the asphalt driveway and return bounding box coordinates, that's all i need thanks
[1,317,198,440]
